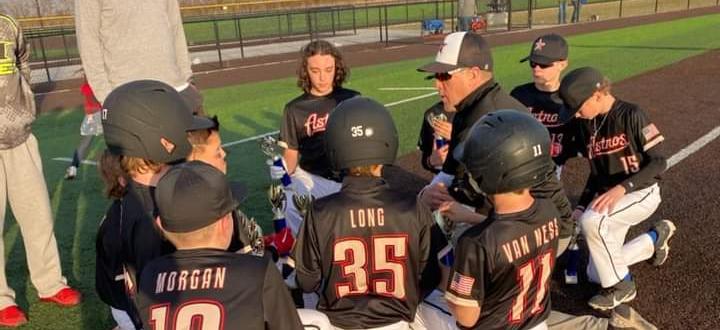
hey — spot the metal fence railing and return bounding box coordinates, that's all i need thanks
[23,0,720,83]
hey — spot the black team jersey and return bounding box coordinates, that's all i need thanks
[292,176,434,329]
[136,249,302,330]
[445,199,560,330]
[279,88,360,180]
[575,100,666,208]
[511,83,578,166]
[417,101,456,174]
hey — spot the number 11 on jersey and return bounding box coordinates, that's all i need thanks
[509,250,554,324]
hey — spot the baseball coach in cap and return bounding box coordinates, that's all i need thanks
[416,32,525,221]
[416,32,575,256]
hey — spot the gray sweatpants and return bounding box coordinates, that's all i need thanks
[0,134,68,308]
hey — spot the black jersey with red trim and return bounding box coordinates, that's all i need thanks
[417,102,455,174]
[279,88,360,179]
[445,199,560,330]
[575,100,665,207]
[292,176,434,329]
[136,249,302,330]
[511,83,578,166]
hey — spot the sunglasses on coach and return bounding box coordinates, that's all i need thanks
[529,61,553,69]
[432,68,467,81]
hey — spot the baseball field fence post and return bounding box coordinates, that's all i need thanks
[527,0,532,29]
[331,8,337,36]
[507,0,513,31]
[33,0,52,82]
[307,12,313,41]
[451,1,456,31]
[654,0,659,13]
[212,20,223,68]
[686,0,691,10]
[234,16,240,40]
[384,5,389,46]
[238,18,245,59]
[365,3,370,28]
[277,15,282,38]
[378,7,383,42]
[406,0,410,23]
[619,0,624,17]
[436,0,440,18]
[313,11,318,38]
[285,13,292,36]
[60,27,71,63]
[353,6,357,34]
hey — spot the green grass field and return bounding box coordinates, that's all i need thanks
[11,12,720,329]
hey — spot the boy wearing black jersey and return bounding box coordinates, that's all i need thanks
[559,67,676,311]
[274,40,361,236]
[446,110,559,330]
[511,34,578,174]
[292,97,434,329]
[135,161,302,330]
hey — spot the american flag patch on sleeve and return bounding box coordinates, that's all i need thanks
[642,123,660,140]
[450,271,475,296]
[642,123,664,151]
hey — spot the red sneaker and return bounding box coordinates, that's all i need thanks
[40,287,82,307]
[0,305,28,327]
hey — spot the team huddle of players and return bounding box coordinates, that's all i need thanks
[95,32,676,330]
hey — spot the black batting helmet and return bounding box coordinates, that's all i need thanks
[325,97,398,170]
[453,110,554,194]
[102,80,193,163]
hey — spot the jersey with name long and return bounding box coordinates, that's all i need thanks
[445,199,560,330]
[577,100,664,193]
[292,176,434,329]
[279,88,359,179]
[511,83,578,166]
[136,249,302,330]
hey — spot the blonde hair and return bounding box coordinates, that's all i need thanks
[120,156,163,176]
[347,165,382,177]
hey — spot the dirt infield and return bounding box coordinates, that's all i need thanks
[388,49,720,329]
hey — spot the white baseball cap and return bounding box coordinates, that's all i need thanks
[417,32,493,73]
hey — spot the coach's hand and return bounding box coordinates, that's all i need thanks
[590,185,626,214]
[420,183,454,210]
[431,119,453,141]
[429,145,449,168]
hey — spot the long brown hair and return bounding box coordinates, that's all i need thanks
[296,40,350,93]
[98,149,129,199]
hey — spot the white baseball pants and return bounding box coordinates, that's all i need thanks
[580,184,661,288]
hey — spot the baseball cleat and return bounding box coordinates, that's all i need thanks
[609,304,658,330]
[0,305,27,327]
[650,219,676,267]
[588,278,636,311]
[64,165,77,180]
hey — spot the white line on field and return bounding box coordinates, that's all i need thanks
[50,122,720,168]
[667,125,720,169]
[51,157,98,166]
[378,87,436,91]
[51,91,439,165]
